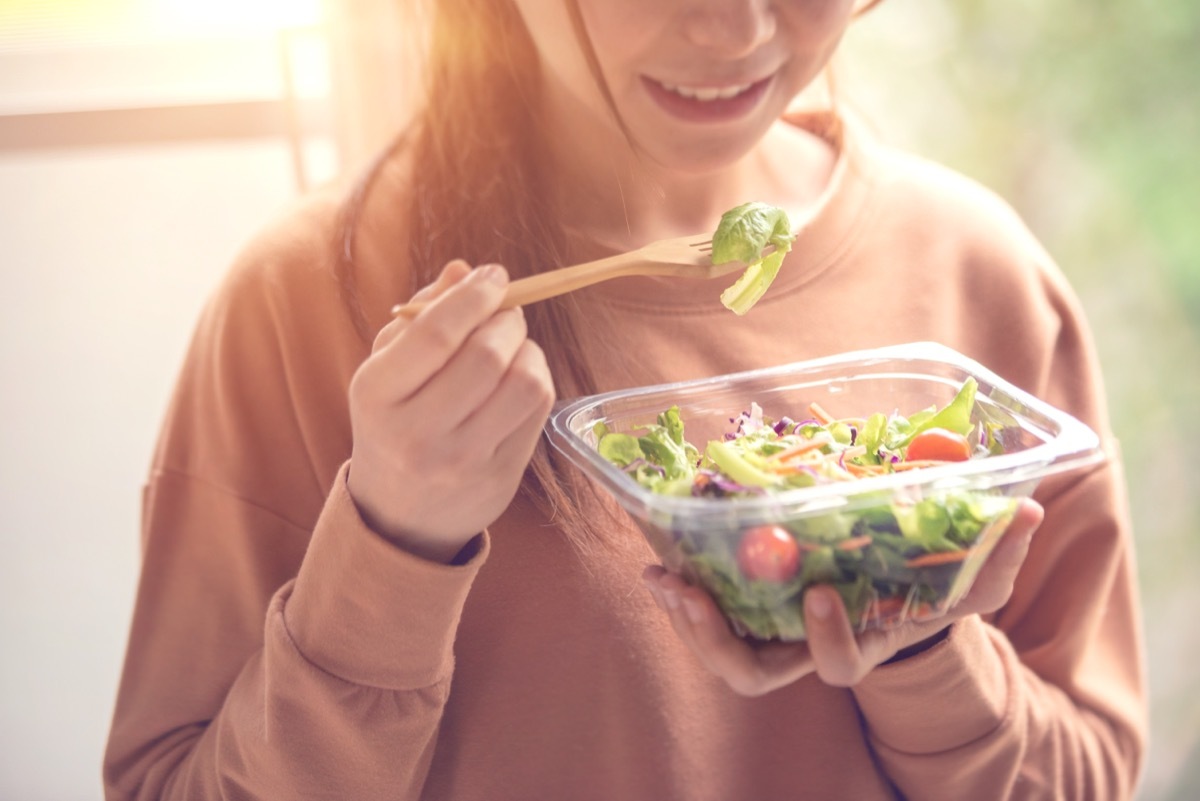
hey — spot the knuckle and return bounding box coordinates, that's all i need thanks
[530,376,557,414]
[429,447,473,478]
[417,319,460,354]
[472,336,511,375]
[512,350,554,403]
[527,338,548,364]
[522,345,555,393]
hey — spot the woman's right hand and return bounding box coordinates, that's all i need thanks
[346,260,555,563]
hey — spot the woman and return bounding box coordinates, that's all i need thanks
[104,1,1147,798]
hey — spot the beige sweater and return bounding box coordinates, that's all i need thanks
[104,116,1147,800]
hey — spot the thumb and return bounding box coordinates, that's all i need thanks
[375,259,475,352]
[958,497,1044,616]
[413,258,473,302]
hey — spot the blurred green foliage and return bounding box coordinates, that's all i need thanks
[840,2,1200,798]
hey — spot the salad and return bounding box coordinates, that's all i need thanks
[593,378,1019,640]
[711,201,796,315]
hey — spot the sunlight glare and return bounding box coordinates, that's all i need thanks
[153,0,322,33]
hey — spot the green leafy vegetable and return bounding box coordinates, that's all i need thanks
[900,377,978,445]
[710,201,796,315]
[594,406,700,494]
[705,440,784,489]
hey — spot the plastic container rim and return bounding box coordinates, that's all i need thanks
[545,341,1106,520]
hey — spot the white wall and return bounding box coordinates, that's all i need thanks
[0,139,326,801]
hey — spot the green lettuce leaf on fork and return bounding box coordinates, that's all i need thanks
[710,201,796,315]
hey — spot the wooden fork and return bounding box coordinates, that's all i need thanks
[390,233,751,317]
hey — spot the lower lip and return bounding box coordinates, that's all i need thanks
[642,74,774,124]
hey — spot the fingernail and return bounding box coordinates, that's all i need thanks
[807,591,832,621]
[661,589,680,610]
[683,598,705,624]
[476,263,507,286]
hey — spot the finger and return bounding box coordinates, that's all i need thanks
[459,339,555,455]
[420,259,473,299]
[414,259,473,300]
[643,567,723,661]
[803,586,874,687]
[956,498,1044,615]
[372,259,472,352]
[475,347,557,484]
[644,567,814,697]
[409,305,531,427]
[370,264,511,401]
[644,568,749,680]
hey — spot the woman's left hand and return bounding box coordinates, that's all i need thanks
[642,498,1044,696]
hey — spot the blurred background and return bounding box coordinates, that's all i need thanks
[0,0,1195,798]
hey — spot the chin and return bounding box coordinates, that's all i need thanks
[639,133,765,177]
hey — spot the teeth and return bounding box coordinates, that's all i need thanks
[660,81,753,101]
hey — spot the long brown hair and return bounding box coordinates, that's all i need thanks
[334,0,619,544]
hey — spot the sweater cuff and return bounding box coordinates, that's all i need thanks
[282,461,489,690]
[852,615,1012,753]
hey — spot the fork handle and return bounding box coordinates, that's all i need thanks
[391,251,646,317]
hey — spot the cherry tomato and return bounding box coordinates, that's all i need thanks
[736,525,801,583]
[905,427,973,462]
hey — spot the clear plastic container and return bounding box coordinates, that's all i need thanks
[546,342,1105,641]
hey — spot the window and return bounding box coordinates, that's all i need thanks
[0,0,334,189]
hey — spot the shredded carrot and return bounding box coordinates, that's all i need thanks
[768,462,821,476]
[768,436,831,462]
[807,401,836,425]
[844,462,888,478]
[904,549,972,568]
[861,596,936,624]
[836,535,873,551]
[861,595,906,622]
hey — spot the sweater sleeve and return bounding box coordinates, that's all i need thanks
[103,206,488,799]
[103,462,488,801]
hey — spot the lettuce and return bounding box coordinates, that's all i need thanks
[899,377,978,445]
[711,202,796,315]
[595,406,699,493]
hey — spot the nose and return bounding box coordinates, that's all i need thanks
[682,0,776,56]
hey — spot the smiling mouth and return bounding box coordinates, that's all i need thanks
[642,73,775,123]
[655,80,759,102]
